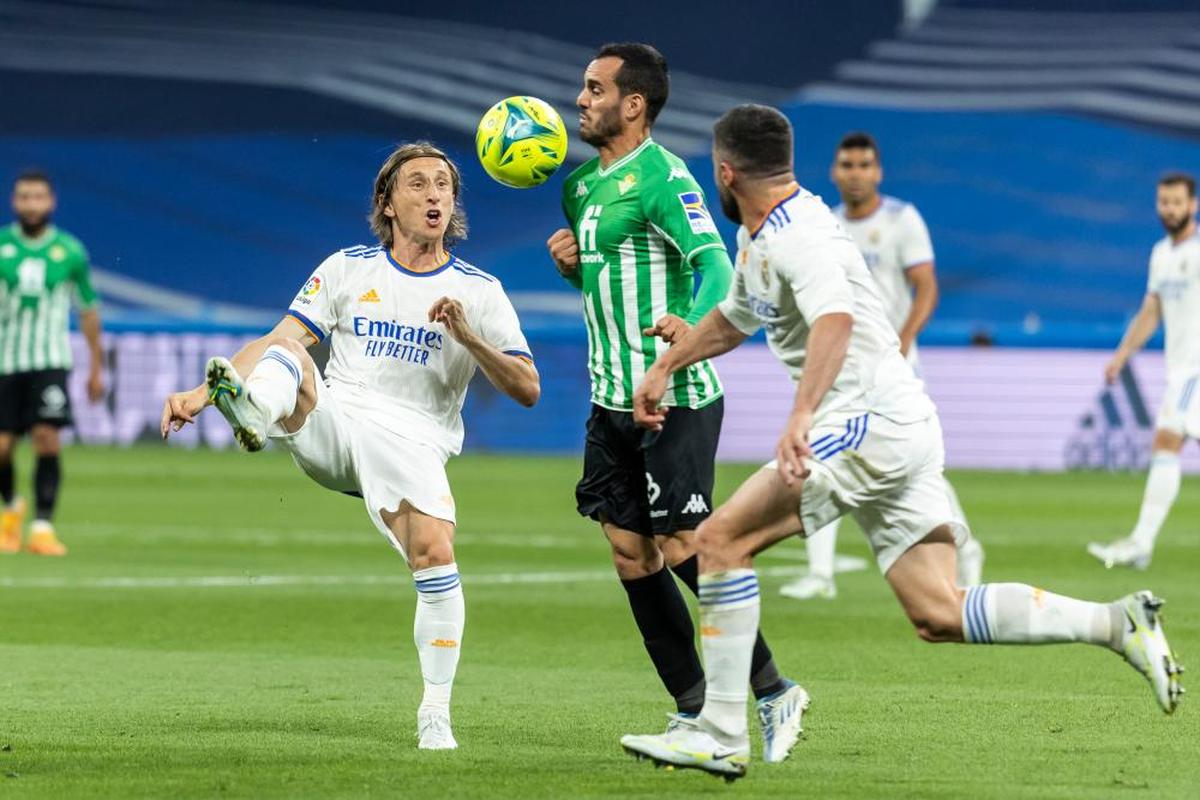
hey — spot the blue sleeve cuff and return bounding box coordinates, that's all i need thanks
[287,309,326,342]
[503,349,534,362]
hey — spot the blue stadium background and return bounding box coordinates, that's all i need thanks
[3,0,1198,450]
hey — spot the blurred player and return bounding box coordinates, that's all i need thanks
[0,170,104,556]
[620,105,1182,781]
[780,133,984,601]
[1089,172,1199,569]
[546,42,806,761]
[161,143,539,750]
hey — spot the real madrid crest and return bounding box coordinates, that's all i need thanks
[868,229,881,245]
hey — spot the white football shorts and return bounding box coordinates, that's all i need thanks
[1155,372,1200,438]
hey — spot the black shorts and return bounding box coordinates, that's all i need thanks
[0,369,74,434]
[575,397,723,536]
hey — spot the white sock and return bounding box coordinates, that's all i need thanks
[413,563,465,712]
[697,570,759,743]
[245,345,302,424]
[963,584,1121,650]
[1130,451,1181,549]
[805,520,838,581]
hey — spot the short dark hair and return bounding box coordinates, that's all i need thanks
[595,42,669,125]
[836,131,880,162]
[14,169,53,191]
[1159,171,1196,197]
[713,104,793,178]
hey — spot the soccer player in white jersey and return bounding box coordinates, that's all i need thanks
[780,132,984,601]
[1089,172,1200,570]
[159,143,539,750]
[619,106,1182,781]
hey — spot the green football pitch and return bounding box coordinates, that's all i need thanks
[1,446,1197,798]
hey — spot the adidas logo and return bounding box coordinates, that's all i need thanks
[682,494,709,514]
[359,289,380,303]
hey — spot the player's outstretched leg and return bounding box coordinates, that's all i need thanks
[780,520,838,600]
[206,340,309,452]
[1088,442,1181,570]
[887,532,1184,714]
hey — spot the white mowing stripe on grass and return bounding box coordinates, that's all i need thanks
[0,566,806,591]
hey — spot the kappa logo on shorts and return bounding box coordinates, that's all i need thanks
[682,494,709,514]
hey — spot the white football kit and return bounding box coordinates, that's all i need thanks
[276,244,532,552]
[1147,232,1200,437]
[719,187,966,572]
[832,195,934,368]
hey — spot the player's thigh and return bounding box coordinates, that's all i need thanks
[642,397,722,537]
[0,373,22,441]
[270,379,357,493]
[697,465,805,571]
[1155,374,1198,446]
[575,405,651,534]
[27,370,72,436]
[29,423,61,455]
[883,526,963,642]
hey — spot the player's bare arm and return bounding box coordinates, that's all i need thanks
[546,228,579,279]
[1105,292,1162,384]
[160,315,314,438]
[776,312,853,485]
[633,308,748,430]
[80,307,104,402]
[428,296,540,407]
[899,262,938,356]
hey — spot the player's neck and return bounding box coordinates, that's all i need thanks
[390,237,447,273]
[597,127,650,169]
[742,179,799,235]
[1170,218,1197,244]
[842,193,881,220]
[16,220,51,241]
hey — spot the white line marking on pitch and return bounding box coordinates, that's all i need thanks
[0,566,807,591]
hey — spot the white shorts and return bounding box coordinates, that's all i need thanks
[268,378,456,559]
[771,413,968,575]
[1155,373,1200,438]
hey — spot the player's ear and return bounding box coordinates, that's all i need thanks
[624,93,645,124]
[718,161,735,189]
[382,197,396,220]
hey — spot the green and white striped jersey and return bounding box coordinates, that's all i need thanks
[561,138,724,410]
[0,223,97,375]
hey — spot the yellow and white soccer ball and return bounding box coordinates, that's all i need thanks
[475,96,568,188]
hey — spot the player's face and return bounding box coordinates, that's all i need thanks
[1156,183,1196,235]
[577,57,625,147]
[12,179,55,231]
[384,157,455,243]
[831,147,881,205]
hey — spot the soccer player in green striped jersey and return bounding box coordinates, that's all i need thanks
[546,43,805,762]
[0,171,104,556]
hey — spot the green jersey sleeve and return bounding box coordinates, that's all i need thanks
[68,237,99,309]
[639,170,726,264]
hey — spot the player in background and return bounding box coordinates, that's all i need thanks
[780,133,984,600]
[161,143,539,750]
[620,106,1182,781]
[546,43,807,761]
[1089,173,1199,569]
[0,170,104,556]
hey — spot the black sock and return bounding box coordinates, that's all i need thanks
[0,459,12,506]
[671,555,788,701]
[621,566,706,715]
[34,454,60,521]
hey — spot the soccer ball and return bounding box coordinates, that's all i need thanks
[475,96,568,188]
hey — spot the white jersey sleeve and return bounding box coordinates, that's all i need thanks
[287,251,344,341]
[717,264,763,336]
[778,240,856,324]
[476,282,533,361]
[896,204,934,269]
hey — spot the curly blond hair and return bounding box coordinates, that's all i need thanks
[369,142,468,246]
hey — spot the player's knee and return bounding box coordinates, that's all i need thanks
[30,426,60,455]
[409,539,455,572]
[695,510,739,559]
[610,540,662,579]
[268,336,310,365]
[657,533,695,567]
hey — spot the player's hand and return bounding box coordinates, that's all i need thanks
[643,314,690,345]
[633,365,671,431]
[160,386,208,440]
[547,228,579,278]
[1104,353,1127,384]
[87,366,105,404]
[898,333,915,358]
[428,297,478,347]
[775,409,814,486]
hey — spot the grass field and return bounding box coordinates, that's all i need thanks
[1,445,1198,798]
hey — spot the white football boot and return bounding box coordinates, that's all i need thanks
[205,356,270,452]
[1087,536,1152,570]
[779,573,836,601]
[1115,591,1183,714]
[756,680,810,763]
[417,706,458,750]
[621,715,749,782]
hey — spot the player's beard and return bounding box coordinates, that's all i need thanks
[716,182,741,225]
[17,211,51,238]
[1159,212,1191,236]
[579,104,623,147]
